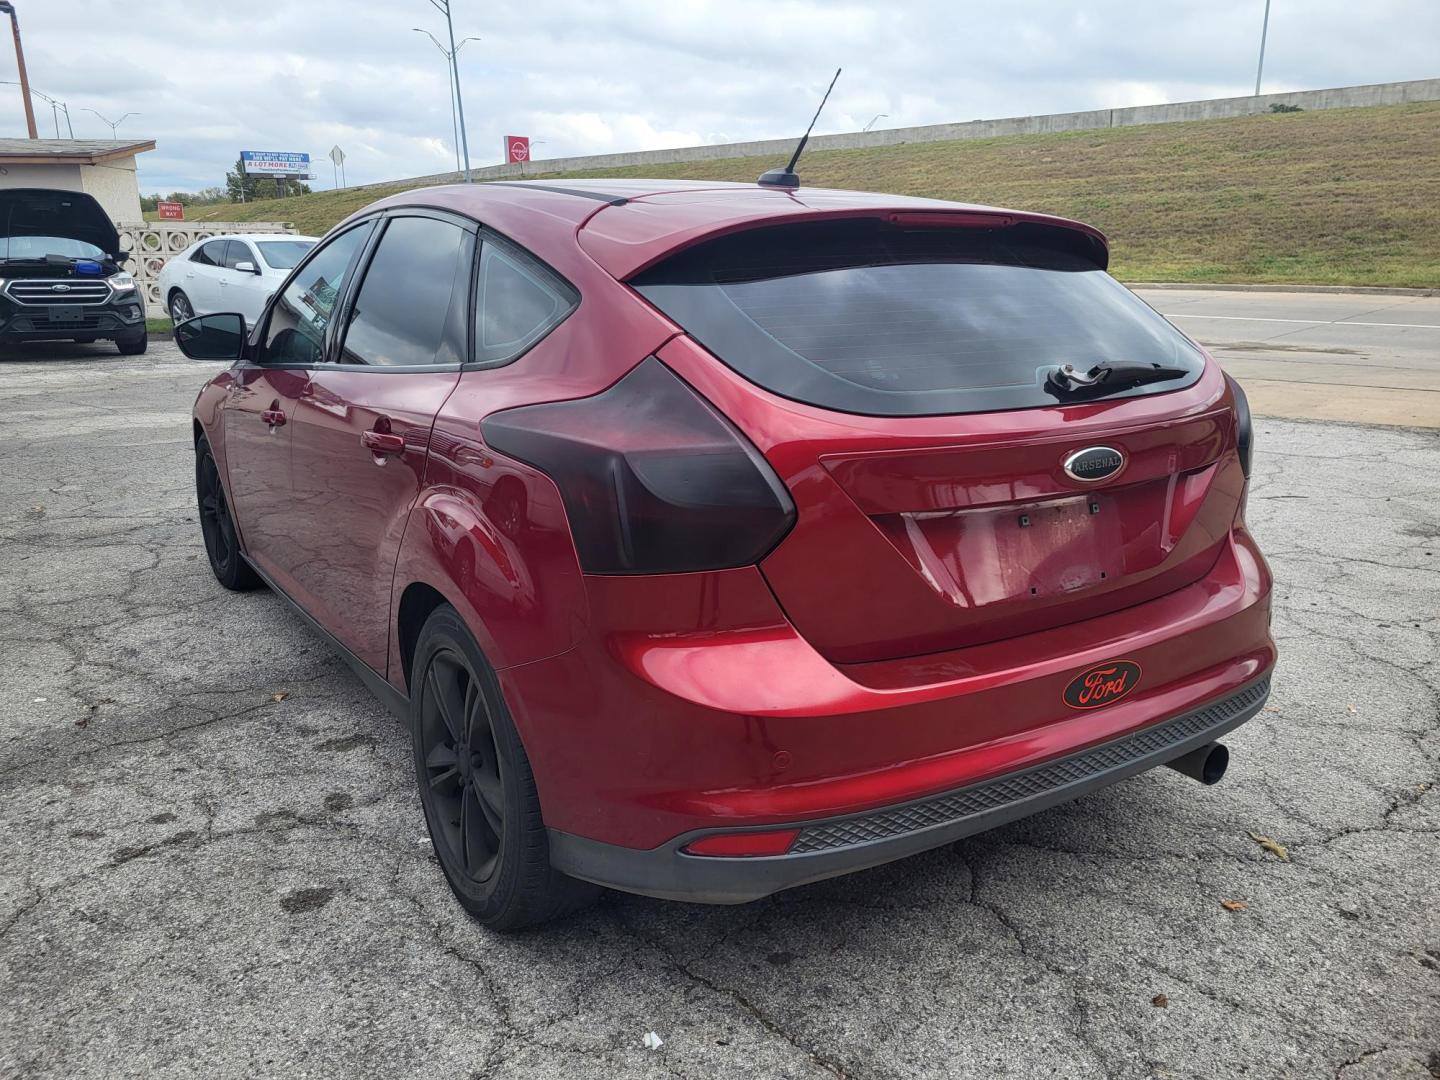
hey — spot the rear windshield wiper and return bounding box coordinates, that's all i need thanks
[1045,361,1190,399]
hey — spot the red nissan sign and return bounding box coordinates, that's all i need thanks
[505,135,530,164]
[157,201,185,220]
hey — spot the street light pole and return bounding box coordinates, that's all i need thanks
[0,2,38,139]
[414,28,476,175]
[80,108,139,138]
[1254,0,1272,96]
[431,0,472,182]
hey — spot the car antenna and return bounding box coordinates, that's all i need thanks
[757,67,842,190]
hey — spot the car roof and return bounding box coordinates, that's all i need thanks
[355,179,1110,278]
[199,234,320,243]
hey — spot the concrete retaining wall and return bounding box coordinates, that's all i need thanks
[357,77,1440,192]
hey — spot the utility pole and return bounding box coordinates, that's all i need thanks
[1254,0,1272,96]
[431,0,472,181]
[0,78,69,136]
[0,2,39,139]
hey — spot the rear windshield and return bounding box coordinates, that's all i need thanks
[633,219,1204,416]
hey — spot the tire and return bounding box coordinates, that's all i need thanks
[195,436,261,591]
[169,290,194,323]
[117,331,147,356]
[410,604,597,930]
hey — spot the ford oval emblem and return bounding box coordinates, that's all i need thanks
[51,283,72,293]
[1063,445,1125,483]
[1063,659,1142,710]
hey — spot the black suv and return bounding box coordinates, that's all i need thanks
[0,188,147,354]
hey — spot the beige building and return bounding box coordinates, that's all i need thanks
[0,138,155,223]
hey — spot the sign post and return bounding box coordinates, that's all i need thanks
[505,135,530,165]
[329,144,347,189]
[157,201,184,221]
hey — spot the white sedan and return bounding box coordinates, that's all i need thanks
[157,233,317,328]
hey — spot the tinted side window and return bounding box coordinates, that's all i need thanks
[337,216,470,367]
[260,223,371,366]
[222,240,254,269]
[191,241,223,266]
[474,239,574,365]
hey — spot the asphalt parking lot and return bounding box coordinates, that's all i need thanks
[2,339,1437,1080]
[1136,287,1440,428]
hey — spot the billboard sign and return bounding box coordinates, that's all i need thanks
[505,136,530,164]
[241,150,312,176]
[157,201,185,220]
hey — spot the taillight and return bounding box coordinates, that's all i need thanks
[1225,373,1254,477]
[481,357,795,574]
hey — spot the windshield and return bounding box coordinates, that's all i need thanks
[256,240,315,270]
[2,235,107,261]
[634,218,1204,416]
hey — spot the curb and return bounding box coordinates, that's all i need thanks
[1127,282,1438,298]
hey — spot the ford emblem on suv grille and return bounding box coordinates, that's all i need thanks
[1063,445,1125,482]
[51,283,72,293]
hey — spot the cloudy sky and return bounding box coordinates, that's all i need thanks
[4,1,1437,194]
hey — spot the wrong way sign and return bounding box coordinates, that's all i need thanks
[505,135,530,164]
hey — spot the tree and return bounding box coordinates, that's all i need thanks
[141,186,237,213]
[224,157,312,202]
[224,156,261,202]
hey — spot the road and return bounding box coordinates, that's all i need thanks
[1134,288,1440,428]
[1,340,1437,1080]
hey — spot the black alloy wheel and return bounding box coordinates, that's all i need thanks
[419,648,506,884]
[410,605,596,929]
[195,437,260,591]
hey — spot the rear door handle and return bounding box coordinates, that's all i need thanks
[261,408,286,427]
[362,430,406,455]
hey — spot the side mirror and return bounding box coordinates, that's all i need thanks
[175,313,246,361]
[234,260,259,274]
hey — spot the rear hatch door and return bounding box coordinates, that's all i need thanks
[637,213,1242,664]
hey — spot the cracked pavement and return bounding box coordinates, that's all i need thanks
[1,341,1437,1079]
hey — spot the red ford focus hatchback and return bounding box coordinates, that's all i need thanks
[179,178,1274,928]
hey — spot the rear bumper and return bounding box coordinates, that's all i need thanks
[549,675,1270,903]
[504,526,1273,849]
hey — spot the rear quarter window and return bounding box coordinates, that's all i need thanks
[633,218,1204,416]
[472,235,577,366]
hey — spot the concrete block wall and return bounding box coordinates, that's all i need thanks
[355,77,1440,193]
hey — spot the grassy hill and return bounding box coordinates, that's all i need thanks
[159,101,1440,288]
